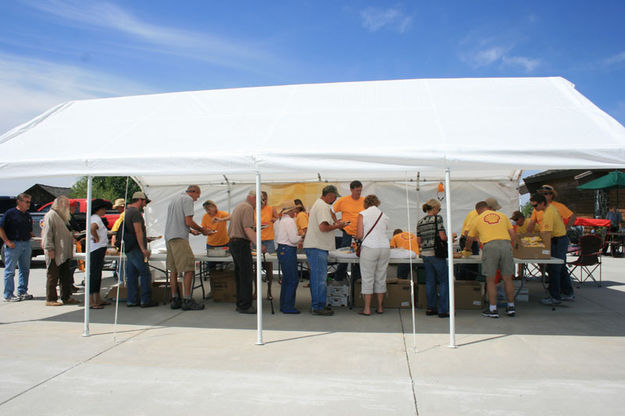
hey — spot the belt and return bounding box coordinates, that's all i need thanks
[230,237,250,242]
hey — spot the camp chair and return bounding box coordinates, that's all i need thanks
[567,234,602,287]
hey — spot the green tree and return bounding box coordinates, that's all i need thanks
[521,200,533,218]
[69,176,141,202]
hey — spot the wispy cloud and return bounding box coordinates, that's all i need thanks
[22,0,278,71]
[360,6,413,33]
[0,52,150,134]
[458,32,540,72]
[602,51,625,67]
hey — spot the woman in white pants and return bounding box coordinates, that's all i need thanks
[356,195,391,315]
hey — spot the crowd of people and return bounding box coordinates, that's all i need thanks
[1,182,580,320]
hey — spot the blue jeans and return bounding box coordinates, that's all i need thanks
[305,248,328,311]
[125,249,153,305]
[277,244,299,312]
[3,240,31,299]
[335,231,360,281]
[547,236,574,300]
[423,255,449,314]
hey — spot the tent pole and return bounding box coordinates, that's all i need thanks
[255,172,264,345]
[407,173,417,350]
[83,176,93,337]
[444,169,456,348]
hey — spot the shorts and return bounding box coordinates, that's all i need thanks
[166,238,196,274]
[481,239,514,278]
[261,240,276,254]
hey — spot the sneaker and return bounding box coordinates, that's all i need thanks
[312,308,334,316]
[140,300,159,308]
[18,293,34,300]
[170,297,182,310]
[541,297,562,305]
[45,301,63,306]
[481,308,499,318]
[4,295,22,302]
[236,306,257,314]
[561,294,575,301]
[506,305,516,317]
[63,298,81,305]
[182,298,205,311]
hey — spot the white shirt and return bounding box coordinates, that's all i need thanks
[360,206,390,248]
[303,198,336,251]
[274,215,301,247]
[90,214,109,252]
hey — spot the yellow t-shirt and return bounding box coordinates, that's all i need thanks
[201,210,230,246]
[295,211,309,235]
[390,232,419,255]
[255,205,276,241]
[461,209,478,236]
[530,200,573,229]
[513,220,531,234]
[540,204,567,238]
[111,211,126,232]
[332,195,364,236]
[468,210,513,244]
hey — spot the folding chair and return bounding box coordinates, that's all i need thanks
[567,234,602,287]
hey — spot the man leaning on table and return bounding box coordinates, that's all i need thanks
[465,201,516,318]
[165,185,210,311]
[529,193,575,305]
[303,185,347,316]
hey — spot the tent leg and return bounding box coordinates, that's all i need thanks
[256,173,264,346]
[83,176,93,337]
[444,169,457,348]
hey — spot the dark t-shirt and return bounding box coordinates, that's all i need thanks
[417,214,446,251]
[125,206,147,247]
[0,208,32,241]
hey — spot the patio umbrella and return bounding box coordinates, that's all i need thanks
[578,170,625,207]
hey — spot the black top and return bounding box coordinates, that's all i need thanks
[125,206,147,247]
[416,214,445,251]
[0,208,33,241]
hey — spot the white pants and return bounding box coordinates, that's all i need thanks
[359,246,391,294]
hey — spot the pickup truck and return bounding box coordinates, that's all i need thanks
[1,198,121,261]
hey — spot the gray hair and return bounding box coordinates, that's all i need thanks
[51,196,70,224]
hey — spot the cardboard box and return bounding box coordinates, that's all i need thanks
[454,280,485,309]
[210,271,237,302]
[514,232,552,259]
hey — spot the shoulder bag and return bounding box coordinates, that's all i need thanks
[355,211,384,257]
[433,215,448,259]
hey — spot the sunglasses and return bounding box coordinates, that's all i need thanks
[531,203,538,207]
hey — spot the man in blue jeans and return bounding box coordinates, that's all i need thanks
[123,192,158,308]
[1,193,34,302]
[303,185,347,316]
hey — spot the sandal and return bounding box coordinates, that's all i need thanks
[358,311,371,316]
[97,301,111,306]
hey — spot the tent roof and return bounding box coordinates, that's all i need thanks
[578,170,625,189]
[1,77,625,187]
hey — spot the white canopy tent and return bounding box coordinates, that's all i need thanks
[2,77,625,347]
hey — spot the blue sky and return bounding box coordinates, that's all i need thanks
[1,0,624,194]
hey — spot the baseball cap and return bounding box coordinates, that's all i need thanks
[485,197,501,211]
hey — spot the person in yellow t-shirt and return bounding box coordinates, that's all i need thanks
[294,199,308,237]
[254,191,279,299]
[510,210,531,234]
[466,201,516,318]
[530,193,575,305]
[528,184,576,232]
[201,200,231,248]
[332,180,365,281]
[391,229,419,279]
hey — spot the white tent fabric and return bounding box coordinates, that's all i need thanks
[2,77,625,185]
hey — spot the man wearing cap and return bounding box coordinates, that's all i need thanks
[530,193,575,305]
[332,180,364,281]
[274,202,302,313]
[165,185,210,311]
[228,190,262,314]
[465,201,516,318]
[528,185,576,232]
[1,193,34,302]
[122,192,158,307]
[303,185,347,316]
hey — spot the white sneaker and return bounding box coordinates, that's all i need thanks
[4,295,22,302]
[19,293,34,300]
[541,297,561,305]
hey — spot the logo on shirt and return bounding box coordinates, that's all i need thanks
[483,213,501,225]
